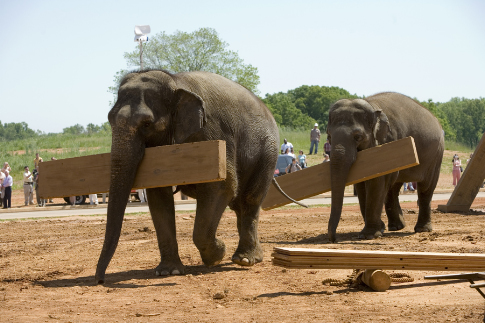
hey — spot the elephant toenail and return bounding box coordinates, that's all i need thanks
[241,257,250,265]
[172,269,180,275]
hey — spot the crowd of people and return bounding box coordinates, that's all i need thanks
[278,123,332,175]
[0,152,149,209]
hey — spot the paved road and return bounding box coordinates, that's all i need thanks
[2,191,484,220]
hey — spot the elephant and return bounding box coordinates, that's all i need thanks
[95,70,279,284]
[326,92,444,242]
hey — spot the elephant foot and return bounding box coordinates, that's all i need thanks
[199,239,226,267]
[358,225,384,240]
[414,222,432,233]
[388,215,406,231]
[155,260,185,276]
[231,243,263,267]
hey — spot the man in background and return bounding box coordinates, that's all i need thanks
[23,166,34,206]
[309,123,321,155]
[2,170,13,209]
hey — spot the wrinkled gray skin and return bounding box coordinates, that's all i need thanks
[327,92,444,242]
[95,70,278,284]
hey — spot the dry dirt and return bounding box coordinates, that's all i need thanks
[1,196,485,322]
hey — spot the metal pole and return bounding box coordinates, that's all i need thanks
[139,39,143,70]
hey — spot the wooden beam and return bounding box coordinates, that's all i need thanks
[272,247,485,272]
[438,132,485,213]
[262,137,419,210]
[38,141,226,199]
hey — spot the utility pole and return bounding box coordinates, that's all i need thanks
[134,25,151,70]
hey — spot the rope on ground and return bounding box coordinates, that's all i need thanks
[322,270,414,287]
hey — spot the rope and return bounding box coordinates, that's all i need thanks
[322,270,414,287]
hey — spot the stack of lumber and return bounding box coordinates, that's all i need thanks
[272,247,485,272]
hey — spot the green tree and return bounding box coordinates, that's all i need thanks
[109,27,260,103]
[440,97,485,147]
[419,99,456,141]
[263,92,316,128]
[0,121,37,141]
[86,123,101,134]
[290,85,359,129]
[63,124,85,135]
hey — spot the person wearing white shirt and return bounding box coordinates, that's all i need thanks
[2,170,13,208]
[23,166,34,206]
[280,138,293,154]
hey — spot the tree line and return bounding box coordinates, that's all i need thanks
[0,121,111,141]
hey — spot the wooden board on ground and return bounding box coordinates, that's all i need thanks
[262,137,419,210]
[272,247,485,272]
[438,132,485,213]
[38,141,226,199]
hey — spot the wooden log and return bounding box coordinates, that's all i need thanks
[262,137,419,210]
[272,247,485,272]
[438,132,485,213]
[362,269,391,292]
[38,141,226,199]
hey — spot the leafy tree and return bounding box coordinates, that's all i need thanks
[289,85,359,129]
[100,121,111,134]
[63,124,85,135]
[419,99,456,141]
[86,123,101,134]
[440,97,485,147]
[263,92,316,128]
[109,27,260,103]
[0,121,37,141]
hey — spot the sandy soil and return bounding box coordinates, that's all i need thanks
[1,196,485,322]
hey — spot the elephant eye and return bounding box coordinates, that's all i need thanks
[144,122,151,128]
[354,134,363,142]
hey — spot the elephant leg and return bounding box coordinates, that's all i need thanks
[414,167,440,232]
[231,201,264,266]
[193,182,232,267]
[146,186,184,276]
[385,181,406,231]
[359,177,387,239]
[354,182,367,222]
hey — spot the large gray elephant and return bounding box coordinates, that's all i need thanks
[95,70,279,284]
[326,92,444,242]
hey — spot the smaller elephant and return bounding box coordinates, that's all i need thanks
[326,92,444,242]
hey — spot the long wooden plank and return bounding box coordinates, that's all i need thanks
[438,132,485,212]
[273,247,485,259]
[262,137,419,210]
[38,141,226,199]
[272,259,485,271]
[271,254,485,265]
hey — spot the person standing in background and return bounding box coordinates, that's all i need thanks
[309,123,321,155]
[324,139,331,157]
[23,166,34,206]
[2,170,13,209]
[34,153,43,169]
[0,169,5,208]
[452,155,462,186]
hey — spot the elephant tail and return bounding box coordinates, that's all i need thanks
[272,177,308,208]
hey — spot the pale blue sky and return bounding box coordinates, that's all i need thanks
[1,0,484,133]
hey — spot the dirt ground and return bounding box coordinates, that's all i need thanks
[1,195,485,322]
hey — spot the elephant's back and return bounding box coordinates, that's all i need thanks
[367,92,444,178]
[366,92,443,140]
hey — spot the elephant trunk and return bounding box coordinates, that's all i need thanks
[328,141,357,242]
[95,134,145,284]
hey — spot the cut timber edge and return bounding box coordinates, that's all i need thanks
[38,140,226,199]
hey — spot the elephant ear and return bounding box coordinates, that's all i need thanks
[173,89,206,144]
[367,101,391,145]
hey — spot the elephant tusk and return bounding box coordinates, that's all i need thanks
[271,177,309,208]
